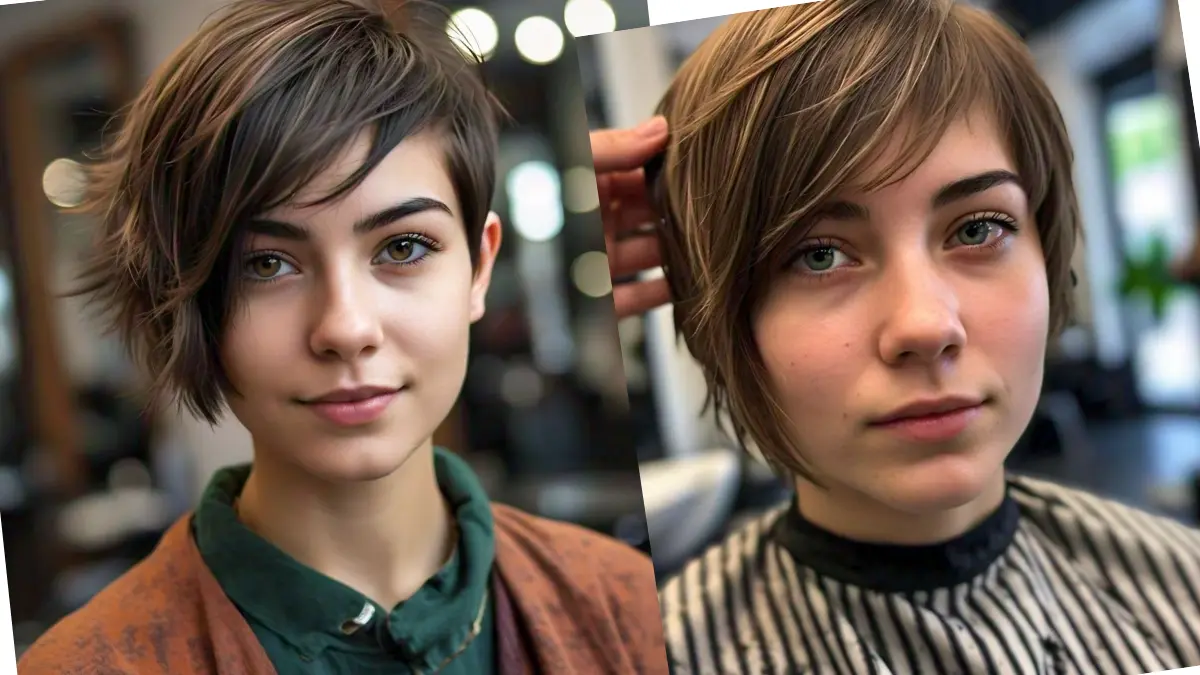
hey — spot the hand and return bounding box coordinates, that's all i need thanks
[590,117,672,320]
[1172,234,1200,287]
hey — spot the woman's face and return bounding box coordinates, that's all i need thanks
[220,131,500,483]
[754,111,1049,526]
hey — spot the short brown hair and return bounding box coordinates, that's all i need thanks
[648,0,1080,478]
[70,0,504,424]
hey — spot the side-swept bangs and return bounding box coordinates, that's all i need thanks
[70,0,505,423]
[651,0,1079,477]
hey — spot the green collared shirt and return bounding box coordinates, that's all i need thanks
[192,448,496,674]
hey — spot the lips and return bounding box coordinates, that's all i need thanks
[305,385,400,404]
[300,385,403,426]
[872,396,985,425]
[868,395,987,443]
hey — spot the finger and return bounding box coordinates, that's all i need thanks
[602,201,659,239]
[604,169,651,204]
[599,174,653,236]
[613,277,672,320]
[596,172,612,207]
[608,234,662,279]
[590,117,669,174]
[597,172,649,216]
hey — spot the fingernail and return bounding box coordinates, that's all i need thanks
[637,116,668,137]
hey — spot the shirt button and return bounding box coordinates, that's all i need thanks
[340,602,376,635]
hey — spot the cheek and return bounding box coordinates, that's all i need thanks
[393,257,476,362]
[753,295,862,423]
[219,298,297,393]
[967,256,1050,395]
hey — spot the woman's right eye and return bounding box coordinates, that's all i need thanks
[793,245,851,274]
[243,254,296,281]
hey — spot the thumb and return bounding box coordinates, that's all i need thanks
[590,116,668,173]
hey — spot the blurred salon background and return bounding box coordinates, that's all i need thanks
[0,0,647,655]
[578,0,1200,579]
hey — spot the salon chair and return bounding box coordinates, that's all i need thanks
[1025,391,1093,470]
[639,449,742,579]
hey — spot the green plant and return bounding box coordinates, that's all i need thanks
[1118,233,1182,323]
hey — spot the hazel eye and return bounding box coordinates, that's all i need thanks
[374,236,435,265]
[386,239,421,262]
[244,255,295,280]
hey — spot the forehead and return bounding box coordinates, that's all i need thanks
[279,129,459,216]
[848,109,1015,198]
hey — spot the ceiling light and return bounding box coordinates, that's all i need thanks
[446,8,498,61]
[43,158,86,208]
[571,251,613,298]
[564,0,617,37]
[506,161,564,242]
[514,16,564,65]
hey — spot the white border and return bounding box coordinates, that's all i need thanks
[0,516,11,674]
[0,1,1199,675]
[646,0,821,26]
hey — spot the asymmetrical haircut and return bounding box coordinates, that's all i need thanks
[648,0,1080,479]
[69,0,505,425]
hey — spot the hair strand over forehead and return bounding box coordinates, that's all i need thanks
[66,0,506,424]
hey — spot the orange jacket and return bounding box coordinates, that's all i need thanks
[19,503,669,674]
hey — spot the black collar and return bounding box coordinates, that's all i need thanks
[770,489,1020,593]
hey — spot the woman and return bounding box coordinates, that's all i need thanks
[18,1,668,673]
[603,1,1200,673]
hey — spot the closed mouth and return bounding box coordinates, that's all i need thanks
[872,396,986,425]
[303,386,402,405]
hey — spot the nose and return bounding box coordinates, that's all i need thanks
[876,257,966,366]
[308,271,383,361]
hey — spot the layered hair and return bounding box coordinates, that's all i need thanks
[69,0,504,424]
[648,0,1080,478]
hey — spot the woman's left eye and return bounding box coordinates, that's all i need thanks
[374,237,432,265]
[951,218,1014,248]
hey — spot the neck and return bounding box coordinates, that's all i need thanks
[236,438,454,609]
[793,467,1008,545]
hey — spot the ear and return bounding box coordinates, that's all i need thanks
[469,211,503,323]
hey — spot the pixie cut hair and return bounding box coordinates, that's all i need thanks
[70,0,504,425]
[648,0,1080,478]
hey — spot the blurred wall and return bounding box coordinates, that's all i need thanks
[1025,0,1167,368]
[1,0,264,500]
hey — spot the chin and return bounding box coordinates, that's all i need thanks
[875,446,1008,515]
[290,434,428,484]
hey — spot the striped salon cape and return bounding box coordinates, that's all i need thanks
[658,475,1200,674]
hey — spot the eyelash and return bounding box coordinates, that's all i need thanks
[240,232,444,286]
[790,212,1021,282]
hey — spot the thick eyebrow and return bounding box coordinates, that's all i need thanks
[811,169,1024,222]
[246,196,454,240]
[931,169,1023,208]
[810,200,869,222]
